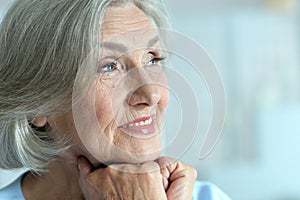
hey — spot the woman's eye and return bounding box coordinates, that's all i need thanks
[148,57,165,65]
[101,63,117,72]
[97,60,122,75]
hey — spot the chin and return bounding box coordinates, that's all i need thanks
[84,135,163,166]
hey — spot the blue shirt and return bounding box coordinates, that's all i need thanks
[0,174,231,200]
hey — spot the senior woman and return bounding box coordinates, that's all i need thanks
[0,0,230,199]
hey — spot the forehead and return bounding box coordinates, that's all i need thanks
[100,3,157,43]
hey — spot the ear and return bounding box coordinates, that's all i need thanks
[32,116,47,127]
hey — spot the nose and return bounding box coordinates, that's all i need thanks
[127,67,161,108]
[128,83,161,109]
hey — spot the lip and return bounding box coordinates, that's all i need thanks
[117,115,157,137]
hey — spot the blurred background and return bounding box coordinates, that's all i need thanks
[164,0,300,200]
[0,0,300,199]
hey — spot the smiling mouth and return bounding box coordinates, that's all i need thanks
[118,116,153,128]
[117,116,157,136]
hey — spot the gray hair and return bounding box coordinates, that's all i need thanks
[0,0,170,173]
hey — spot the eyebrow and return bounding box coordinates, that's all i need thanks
[100,35,160,53]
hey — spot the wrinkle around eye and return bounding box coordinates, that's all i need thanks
[97,68,124,88]
[97,75,120,89]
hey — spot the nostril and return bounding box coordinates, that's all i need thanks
[128,92,150,107]
[131,103,150,110]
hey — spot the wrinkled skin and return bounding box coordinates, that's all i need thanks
[78,156,197,200]
[74,3,198,199]
[23,3,198,200]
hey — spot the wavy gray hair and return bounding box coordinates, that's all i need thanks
[0,0,170,173]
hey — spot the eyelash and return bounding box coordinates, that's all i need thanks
[148,57,166,65]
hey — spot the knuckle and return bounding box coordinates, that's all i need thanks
[177,162,198,180]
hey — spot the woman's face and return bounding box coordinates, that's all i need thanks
[53,3,169,165]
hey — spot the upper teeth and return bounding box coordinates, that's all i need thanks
[121,118,152,128]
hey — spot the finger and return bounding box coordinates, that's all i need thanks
[156,156,176,168]
[156,157,178,176]
[78,156,93,177]
[169,169,186,182]
[156,157,173,172]
[156,157,178,191]
[162,175,169,191]
[168,163,197,182]
[166,177,189,200]
[166,167,197,200]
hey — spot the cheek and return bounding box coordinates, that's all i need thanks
[94,80,123,131]
[95,90,113,126]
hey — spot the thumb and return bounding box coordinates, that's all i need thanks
[78,156,93,177]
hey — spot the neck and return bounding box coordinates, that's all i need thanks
[22,153,84,200]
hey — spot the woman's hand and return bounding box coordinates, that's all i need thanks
[157,157,197,200]
[78,156,167,200]
[78,156,197,200]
